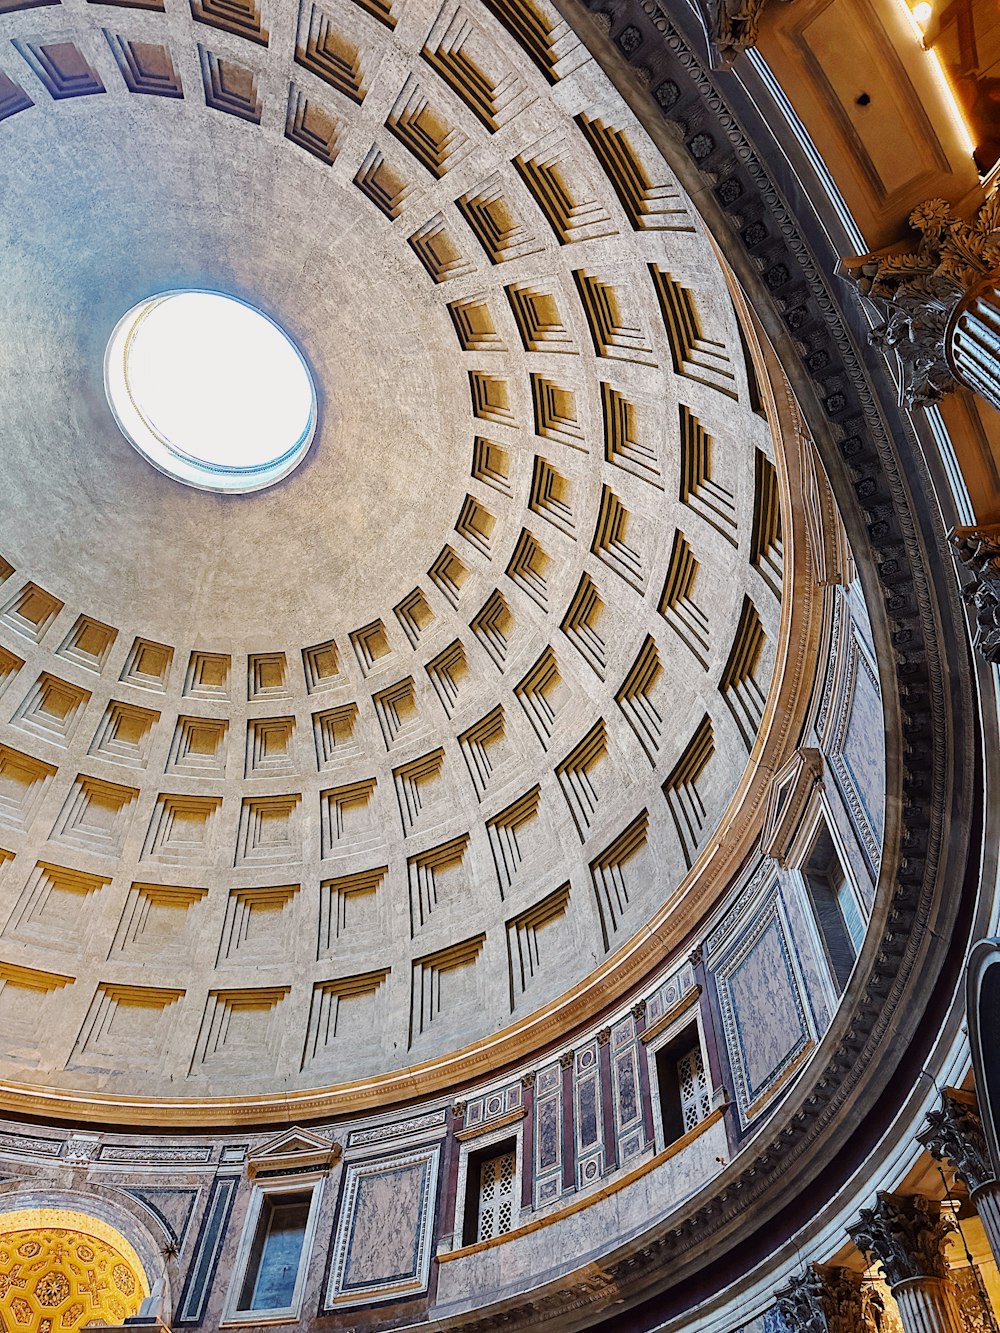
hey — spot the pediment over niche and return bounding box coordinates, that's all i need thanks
[760,747,824,867]
[246,1125,342,1176]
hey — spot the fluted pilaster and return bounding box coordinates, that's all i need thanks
[893,1277,964,1333]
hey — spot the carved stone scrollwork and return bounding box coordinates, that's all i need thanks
[849,1194,954,1287]
[821,1265,882,1333]
[774,1265,829,1331]
[775,1264,873,1333]
[919,1090,995,1193]
[695,0,793,68]
[840,192,1000,409]
[952,525,1000,666]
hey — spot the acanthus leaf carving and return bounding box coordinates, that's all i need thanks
[848,1193,953,1286]
[841,191,1000,408]
[918,1089,995,1193]
[693,0,794,68]
[952,525,1000,667]
[774,1265,828,1332]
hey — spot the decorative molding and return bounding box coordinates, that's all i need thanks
[760,746,823,867]
[246,1125,341,1176]
[326,1144,440,1307]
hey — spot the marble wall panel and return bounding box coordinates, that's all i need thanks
[714,896,812,1125]
[327,1144,440,1307]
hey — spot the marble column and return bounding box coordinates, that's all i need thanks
[849,1194,963,1333]
[919,1088,1000,1270]
[948,279,1000,413]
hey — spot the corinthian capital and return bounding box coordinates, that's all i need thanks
[775,1264,870,1333]
[841,190,1000,408]
[774,1266,828,1332]
[695,0,794,69]
[849,1193,953,1287]
[919,1089,995,1193]
[952,525,1000,667]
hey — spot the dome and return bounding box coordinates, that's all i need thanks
[0,0,994,1330]
[0,5,802,1105]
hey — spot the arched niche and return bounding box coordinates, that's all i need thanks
[0,1206,150,1330]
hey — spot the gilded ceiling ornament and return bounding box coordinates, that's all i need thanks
[842,191,1000,408]
[848,1194,954,1287]
[0,1216,148,1333]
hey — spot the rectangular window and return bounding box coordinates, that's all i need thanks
[803,825,865,991]
[227,1182,321,1322]
[461,1137,517,1246]
[654,1023,710,1149]
[238,1193,310,1312]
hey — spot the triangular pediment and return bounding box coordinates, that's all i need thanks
[760,747,823,867]
[247,1125,341,1175]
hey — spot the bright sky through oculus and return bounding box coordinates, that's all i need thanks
[105,291,317,493]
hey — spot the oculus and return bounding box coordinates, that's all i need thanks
[104,290,317,493]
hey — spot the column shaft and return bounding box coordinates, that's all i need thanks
[892,1277,965,1333]
[971,1180,1000,1270]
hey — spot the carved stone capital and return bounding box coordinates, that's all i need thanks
[775,1264,870,1333]
[849,1193,954,1287]
[817,1265,875,1333]
[521,1071,537,1091]
[952,525,1000,666]
[630,999,647,1023]
[696,0,794,69]
[774,1265,828,1332]
[597,1027,612,1047]
[919,1090,995,1195]
[841,191,1000,408]
[559,1052,575,1070]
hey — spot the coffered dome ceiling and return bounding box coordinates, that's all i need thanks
[0,0,815,1108]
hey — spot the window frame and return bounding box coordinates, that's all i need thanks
[792,800,868,1003]
[222,1172,325,1326]
[645,1004,711,1154]
[452,1117,524,1250]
